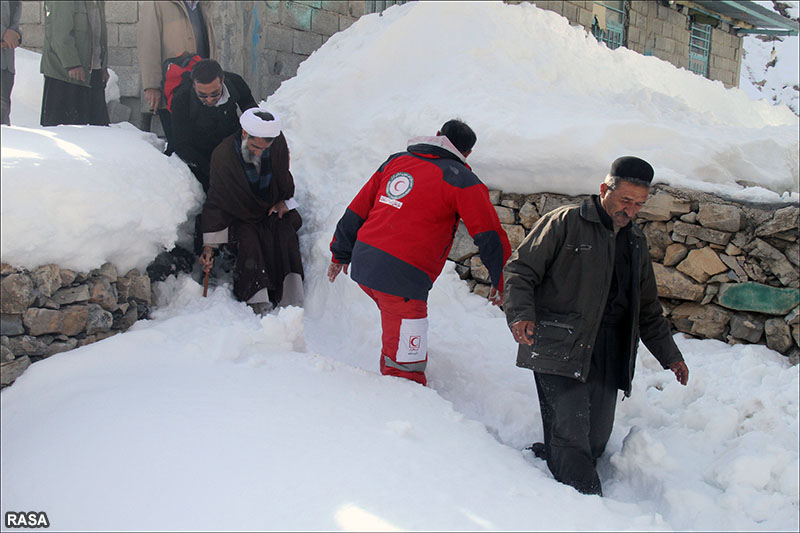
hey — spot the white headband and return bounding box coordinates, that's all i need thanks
[240,108,282,138]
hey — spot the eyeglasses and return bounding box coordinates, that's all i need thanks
[195,88,222,100]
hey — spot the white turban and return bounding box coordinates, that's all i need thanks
[240,107,282,138]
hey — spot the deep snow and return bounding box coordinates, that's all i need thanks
[740,1,800,115]
[1,2,798,531]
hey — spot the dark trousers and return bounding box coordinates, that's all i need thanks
[230,211,303,305]
[40,70,109,127]
[157,108,173,154]
[1,69,14,125]
[534,324,623,496]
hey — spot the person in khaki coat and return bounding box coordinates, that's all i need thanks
[137,0,216,145]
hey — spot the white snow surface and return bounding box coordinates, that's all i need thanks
[740,1,800,115]
[1,2,799,531]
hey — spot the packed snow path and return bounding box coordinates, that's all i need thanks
[2,272,797,531]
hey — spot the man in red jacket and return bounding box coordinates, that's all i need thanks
[328,119,511,386]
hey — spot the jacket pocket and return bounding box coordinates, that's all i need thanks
[564,243,592,254]
[531,311,581,360]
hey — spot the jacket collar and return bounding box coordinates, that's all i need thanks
[406,135,467,164]
[579,195,602,224]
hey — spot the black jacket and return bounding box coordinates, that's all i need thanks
[171,71,256,188]
[503,196,683,396]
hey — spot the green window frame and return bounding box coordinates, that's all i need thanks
[365,0,408,14]
[689,21,712,78]
[592,1,626,50]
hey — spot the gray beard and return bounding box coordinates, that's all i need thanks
[241,139,261,173]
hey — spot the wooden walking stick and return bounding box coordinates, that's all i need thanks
[203,270,210,297]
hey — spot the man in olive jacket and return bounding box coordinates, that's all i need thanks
[40,0,109,126]
[503,156,689,496]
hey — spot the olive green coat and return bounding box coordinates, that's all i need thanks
[503,196,683,396]
[40,0,107,86]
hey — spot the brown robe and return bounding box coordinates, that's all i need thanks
[201,132,303,303]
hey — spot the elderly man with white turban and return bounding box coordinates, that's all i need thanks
[198,108,304,313]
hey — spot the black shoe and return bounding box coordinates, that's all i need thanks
[526,442,547,460]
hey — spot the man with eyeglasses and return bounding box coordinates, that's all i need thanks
[138,0,216,149]
[171,59,257,192]
[198,108,303,314]
[503,156,689,496]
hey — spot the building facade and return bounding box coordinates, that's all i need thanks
[525,1,797,89]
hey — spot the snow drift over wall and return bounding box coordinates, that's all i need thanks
[267,1,798,211]
[0,123,203,272]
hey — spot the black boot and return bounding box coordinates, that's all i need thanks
[526,442,547,460]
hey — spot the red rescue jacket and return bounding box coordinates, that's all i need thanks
[330,136,511,301]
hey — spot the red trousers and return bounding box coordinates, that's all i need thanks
[359,285,428,386]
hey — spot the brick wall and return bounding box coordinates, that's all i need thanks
[533,0,743,88]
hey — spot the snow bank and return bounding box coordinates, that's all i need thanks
[0,122,203,272]
[267,1,798,207]
[741,30,800,115]
[740,1,799,115]
[1,49,203,273]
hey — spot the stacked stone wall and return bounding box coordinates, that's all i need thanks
[1,262,153,387]
[452,185,800,363]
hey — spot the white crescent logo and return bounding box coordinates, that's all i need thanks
[386,172,414,200]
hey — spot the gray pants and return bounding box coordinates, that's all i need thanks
[1,69,13,125]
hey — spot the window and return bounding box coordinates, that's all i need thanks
[689,21,712,77]
[592,1,626,49]
[365,0,408,14]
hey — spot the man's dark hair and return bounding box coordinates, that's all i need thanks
[440,119,477,155]
[191,59,224,84]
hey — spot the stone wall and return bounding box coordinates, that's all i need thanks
[17,0,366,131]
[1,262,153,387]
[452,185,800,363]
[529,0,744,88]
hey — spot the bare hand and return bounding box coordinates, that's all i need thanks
[268,200,290,219]
[327,262,349,283]
[68,66,86,82]
[198,246,215,273]
[669,360,689,386]
[102,68,110,84]
[2,28,21,49]
[488,287,503,306]
[144,88,161,113]
[510,320,535,345]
